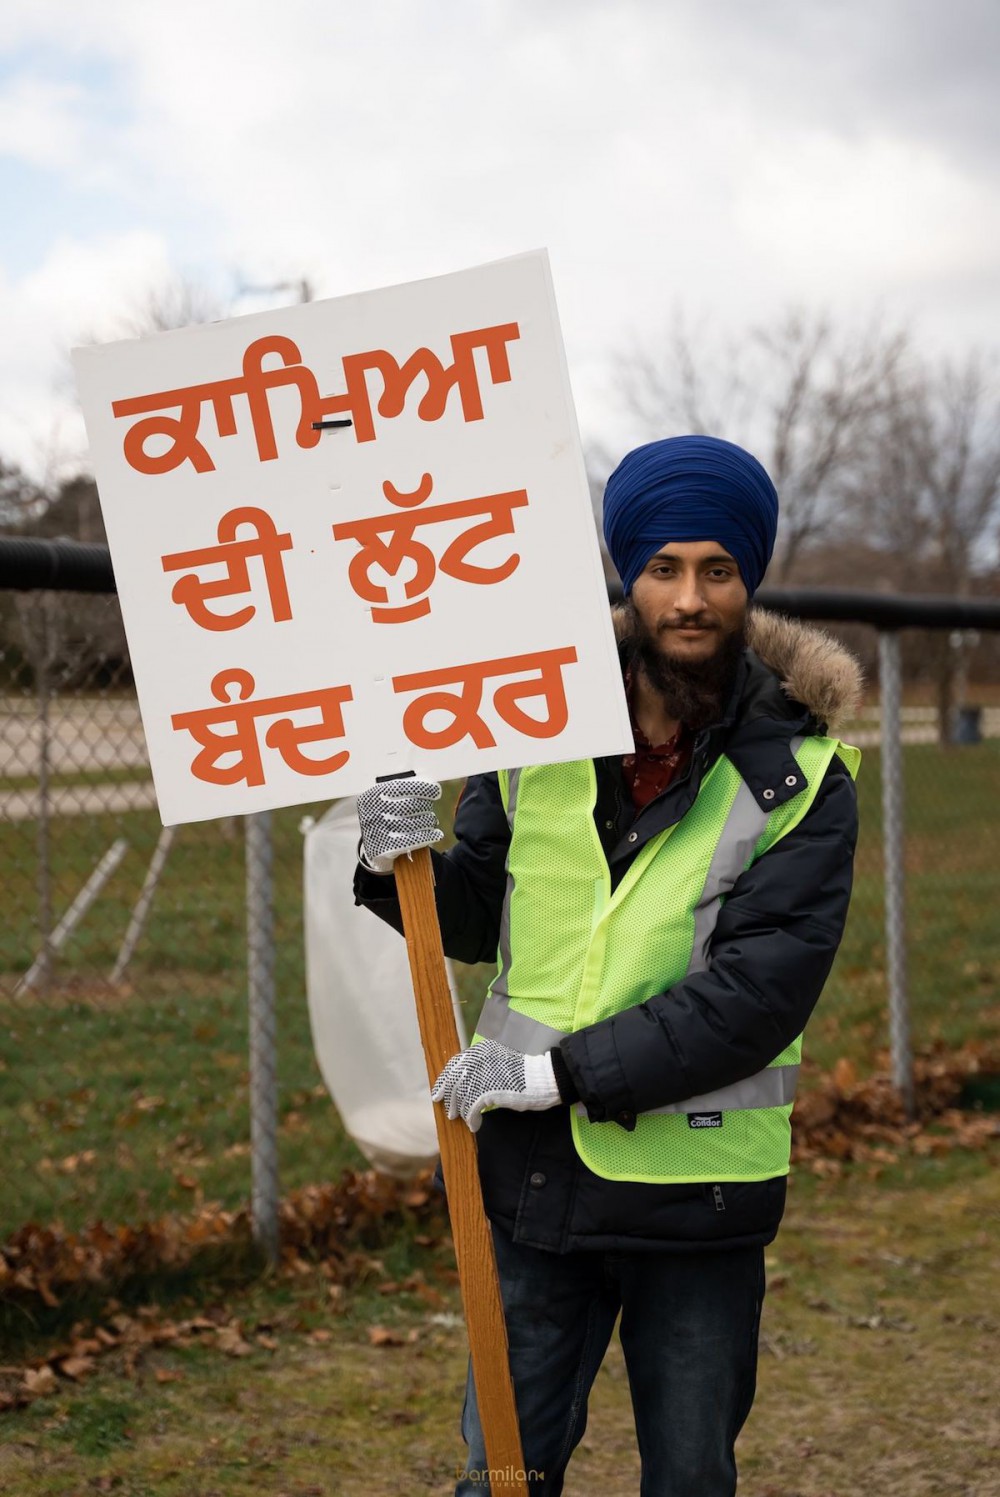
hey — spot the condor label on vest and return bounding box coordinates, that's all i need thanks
[688,1112,724,1129]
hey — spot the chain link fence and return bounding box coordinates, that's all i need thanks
[0,586,366,1252]
[2,578,999,1250]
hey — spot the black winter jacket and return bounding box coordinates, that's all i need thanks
[354,612,861,1253]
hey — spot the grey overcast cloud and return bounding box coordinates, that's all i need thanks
[1,0,998,480]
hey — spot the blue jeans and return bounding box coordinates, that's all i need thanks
[456,1226,764,1497]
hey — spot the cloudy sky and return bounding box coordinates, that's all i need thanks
[1,0,998,483]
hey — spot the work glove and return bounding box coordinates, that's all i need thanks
[431,1039,562,1133]
[357,777,444,874]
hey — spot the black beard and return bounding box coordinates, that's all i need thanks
[625,602,747,731]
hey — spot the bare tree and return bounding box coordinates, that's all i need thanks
[613,309,909,579]
[0,456,47,532]
[914,355,1000,584]
[117,274,224,337]
[849,350,1000,740]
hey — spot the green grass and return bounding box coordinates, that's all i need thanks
[51,1389,141,1457]
[0,1152,997,1496]
[0,767,153,792]
[0,803,346,1232]
[0,745,998,1242]
[815,738,1000,1072]
[0,788,490,1237]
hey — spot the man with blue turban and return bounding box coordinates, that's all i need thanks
[356,435,861,1495]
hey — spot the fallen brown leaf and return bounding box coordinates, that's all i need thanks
[57,1150,97,1175]
[22,1366,58,1397]
[215,1324,253,1358]
[832,1057,858,1094]
[68,1336,104,1357]
[367,1326,405,1347]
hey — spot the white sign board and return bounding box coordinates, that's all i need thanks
[74,251,633,825]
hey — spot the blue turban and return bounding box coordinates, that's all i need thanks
[602,435,779,597]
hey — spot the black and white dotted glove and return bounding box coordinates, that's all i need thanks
[357,778,444,874]
[431,1039,562,1133]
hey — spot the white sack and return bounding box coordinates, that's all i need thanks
[304,797,466,1176]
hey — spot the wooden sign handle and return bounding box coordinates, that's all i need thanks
[393,849,528,1497]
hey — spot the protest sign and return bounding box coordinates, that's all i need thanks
[73,251,632,825]
[75,251,628,1492]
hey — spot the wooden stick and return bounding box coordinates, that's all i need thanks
[394,849,528,1496]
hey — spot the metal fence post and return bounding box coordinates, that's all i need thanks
[878,630,915,1118]
[245,810,280,1262]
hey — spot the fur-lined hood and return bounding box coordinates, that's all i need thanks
[612,605,863,733]
[745,610,863,733]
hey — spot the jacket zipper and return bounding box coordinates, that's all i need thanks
[713,1185,726,1213]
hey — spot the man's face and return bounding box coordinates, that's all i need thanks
[628,539,748,665]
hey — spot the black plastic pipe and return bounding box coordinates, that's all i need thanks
[0,536,116,594]
[754,585,1000,632]
[609,579,1000,631]
[2,535,999,631]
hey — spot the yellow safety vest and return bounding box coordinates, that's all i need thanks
[474,736,860,1185]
